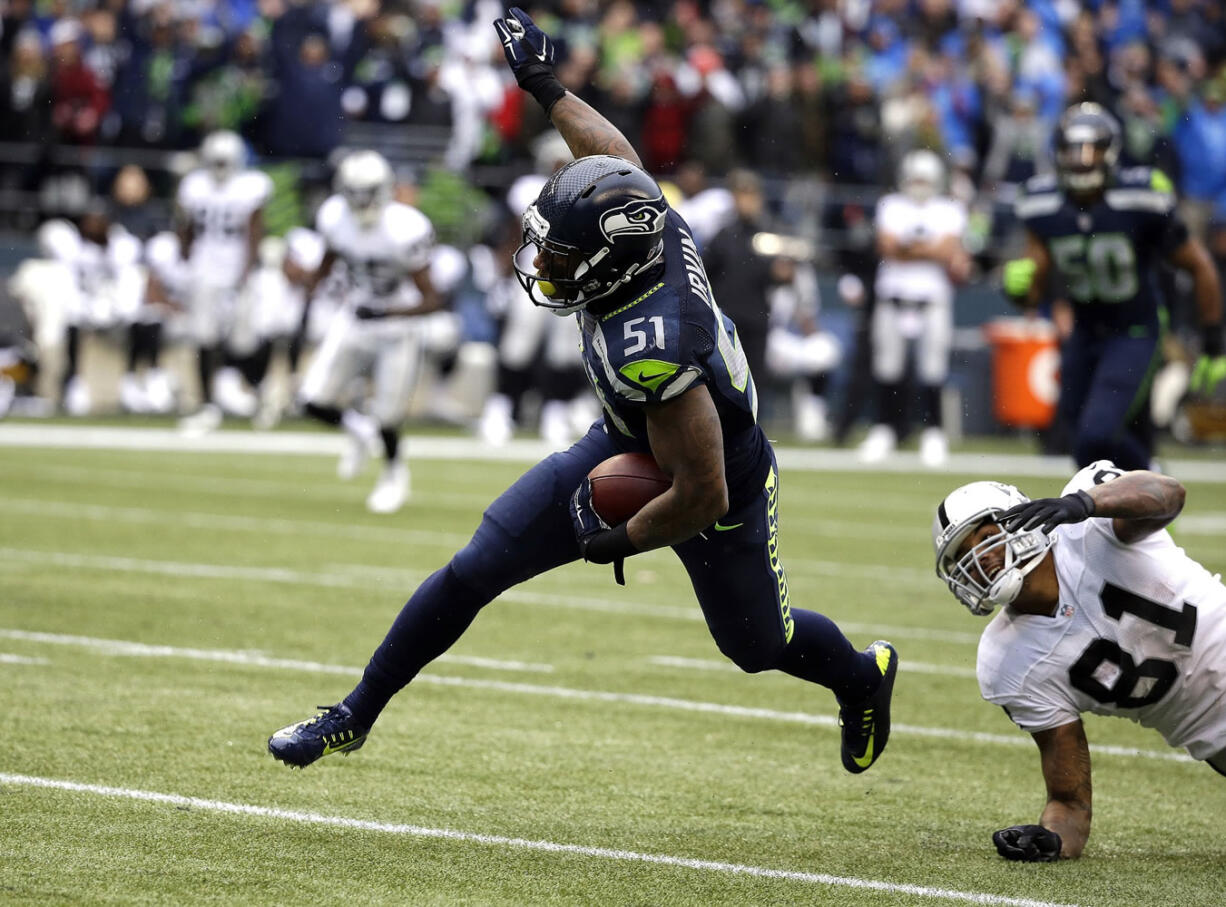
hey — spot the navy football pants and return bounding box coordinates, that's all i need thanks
[1058,329,1161,471]
[344,422,879,725]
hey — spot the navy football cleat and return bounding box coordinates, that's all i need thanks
[268,703,369,768]
[838,641,899,774]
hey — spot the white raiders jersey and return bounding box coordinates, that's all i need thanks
[874,193,966,304]
[315,194,434,314]
[144,231,191,305]
[73,226,144,324]
[176,167,273,286]
[977,461,1226,759]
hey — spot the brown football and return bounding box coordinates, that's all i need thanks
[588,453,672,525]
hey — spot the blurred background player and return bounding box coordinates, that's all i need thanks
[478,131,594,448]
[1004,103,1224,471]
[175,129,273,435]
[764,255,841,442]
[860,150,969,467]
[62,203,144,415]
[129,227,191,415]
[297,149,443,514]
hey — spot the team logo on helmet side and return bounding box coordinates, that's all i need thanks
[599,197,667,242]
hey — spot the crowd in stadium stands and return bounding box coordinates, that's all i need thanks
[2,0,1226,443]
[0,1,1222,208]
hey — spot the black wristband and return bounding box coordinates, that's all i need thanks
[1203,325,1224,358]
[520,69,567,115]
[581,522,639,564]
[1071,489,1095,517]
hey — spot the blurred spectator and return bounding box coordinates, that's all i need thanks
[702,169,774,390]
[49,19,109,145]
[109,164,159,239]
[263,31,343,158]
[111,7,190,147]
[0,30,53,146]
[181,25,268,142]
[981,87,1050,197]
[1173,72,1226,241]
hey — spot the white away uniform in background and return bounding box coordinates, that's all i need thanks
[298,194,434,426]
[872,192,966,385]
[176,167,273,345]
[978,462,1226,760]
[72,225,144,328]
[143,231,190,324]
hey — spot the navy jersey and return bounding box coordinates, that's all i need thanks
[577,209,770,509]
[1016,168,1188,333]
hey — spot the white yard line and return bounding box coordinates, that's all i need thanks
[0,628,552,674]
[3,422,1224,482]
[0,771,1079,907]
[0,627,1190,764]
[0,652,48,665]
[0,546,983,645]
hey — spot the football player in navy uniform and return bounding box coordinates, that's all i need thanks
[268,7,898,777]
[1002,103,1224,470]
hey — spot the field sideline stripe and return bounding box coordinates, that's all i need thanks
[0,547,981,644]
[0,772,1078,907]
[3,422,1225,482]
[0,628,1191,764]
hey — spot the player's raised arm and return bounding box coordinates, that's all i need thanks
[493,7,643,168]
[1000,468,1185,544]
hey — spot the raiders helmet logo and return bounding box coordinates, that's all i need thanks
[600,197,667,242]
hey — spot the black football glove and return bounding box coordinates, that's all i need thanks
[1000,490,1095,535]
[992,825,1062,862]
[492,7,566,113]
[570,477,636,586]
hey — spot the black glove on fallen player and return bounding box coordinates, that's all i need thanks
[493,7,566,113]
[992,825,1062,862]
[1000,490,1095,535]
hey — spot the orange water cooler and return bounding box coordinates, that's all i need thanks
[983,318,1060,429]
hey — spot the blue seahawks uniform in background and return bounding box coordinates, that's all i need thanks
[579,210,771,511]
[1015,167,1187,469]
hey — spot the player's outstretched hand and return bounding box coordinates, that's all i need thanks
[1000,490,1095,534]
[493,8,565,111]
[992,825,1062,862]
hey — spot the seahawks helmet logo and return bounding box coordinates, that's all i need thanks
[600,197,667,242]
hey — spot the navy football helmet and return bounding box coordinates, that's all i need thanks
[514,155,668,314]
[1054,102,1120,196]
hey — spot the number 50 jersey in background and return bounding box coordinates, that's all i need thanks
[977,461,1226,759]
[1015,167,1187,335]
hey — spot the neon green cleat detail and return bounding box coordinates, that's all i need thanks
[268,703,369,768]
[838,641,899,774]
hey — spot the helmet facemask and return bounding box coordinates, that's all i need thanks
[513,156,668,315]
[933,481,1054,616]
[1055,104,1120,197]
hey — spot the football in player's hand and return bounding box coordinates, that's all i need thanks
[588,453,671,525]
